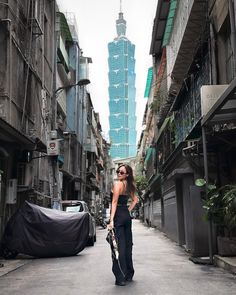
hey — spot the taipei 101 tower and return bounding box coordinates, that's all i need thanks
[108,0,137,159]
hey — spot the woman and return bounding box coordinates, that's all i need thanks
[108,164,139,286]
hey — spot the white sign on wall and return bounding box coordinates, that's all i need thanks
[200,85,228,116]
[47,140,59,156]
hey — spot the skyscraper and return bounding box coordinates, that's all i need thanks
[108,1,137,159]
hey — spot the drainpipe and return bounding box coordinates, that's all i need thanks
[68,133,71,172]
[81,86,86,201]
[202,126,214,264]
[1,19,12,123]
[8,20,12,125]
[229,0,236,76]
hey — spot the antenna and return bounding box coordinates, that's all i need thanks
[120,0,122,13]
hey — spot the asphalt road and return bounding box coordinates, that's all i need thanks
[0,220,235,295]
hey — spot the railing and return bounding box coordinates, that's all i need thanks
[155,54,209,169]
[156,121,175,171]
[144,147,156,181]
[174,55,209,146]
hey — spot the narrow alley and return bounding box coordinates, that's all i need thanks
[0,220,235,295]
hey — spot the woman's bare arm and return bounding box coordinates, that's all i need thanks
[108,182,121,229]
[128,193,139,212]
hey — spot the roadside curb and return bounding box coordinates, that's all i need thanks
[0,258,32,277]
[214,255,236,275]
[141,221,236,276]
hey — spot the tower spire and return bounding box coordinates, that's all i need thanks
[116,0,126,37]
[120,0,122,13]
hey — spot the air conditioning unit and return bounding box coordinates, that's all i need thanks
[6,179,17,204]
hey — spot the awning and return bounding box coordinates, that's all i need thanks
[144,147,156,164]
[150,0,171,56]
[144,67,153,98]
[58,12,73,42]
[167,168,193,180]
[201,78,236,126]
[61,169,76,180]
[0,118,35,149]
[162,0,178,47]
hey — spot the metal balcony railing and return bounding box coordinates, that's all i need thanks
[144,147,157,181]
[174,55,209,146]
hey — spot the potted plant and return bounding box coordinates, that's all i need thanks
[195,179,236,256]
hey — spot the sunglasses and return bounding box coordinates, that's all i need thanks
[116,170,126,175]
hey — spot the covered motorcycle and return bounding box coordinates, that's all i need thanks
[0,201,90,258]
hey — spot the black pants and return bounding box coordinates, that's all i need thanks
[112,207,134,282]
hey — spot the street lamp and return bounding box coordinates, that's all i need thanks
[54,78,91,96]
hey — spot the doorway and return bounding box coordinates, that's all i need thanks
[176,179,186,246]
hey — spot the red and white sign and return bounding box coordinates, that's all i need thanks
[47,140,59,156]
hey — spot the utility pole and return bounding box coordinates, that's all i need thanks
[50,3,61,210]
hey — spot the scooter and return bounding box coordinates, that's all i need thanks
[100,217,107,229]
[96,216,107,229]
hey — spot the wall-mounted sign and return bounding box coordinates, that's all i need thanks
[47,140,59,156]
[201,85,228,116]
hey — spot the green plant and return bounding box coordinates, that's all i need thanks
[221,185,236,236]
[149,100,159,113]
[135,175,148,198]
[195,179,236,237]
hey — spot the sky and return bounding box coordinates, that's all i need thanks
[57,0,158,141]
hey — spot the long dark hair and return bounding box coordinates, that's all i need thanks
[118,164,136,195]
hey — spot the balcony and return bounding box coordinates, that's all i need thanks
[144,147,156,181]
[155,117,175,170]
[167,0,207,96]
[173,54,210,146]
[150,0,171,56]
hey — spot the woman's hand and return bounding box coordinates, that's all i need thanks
[107,220,114,230]
[128,194,139,212]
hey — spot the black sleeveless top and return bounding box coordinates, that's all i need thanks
[110,192,129,205]
[117,194,129,206]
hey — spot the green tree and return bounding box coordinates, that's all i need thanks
[135,175,148,198]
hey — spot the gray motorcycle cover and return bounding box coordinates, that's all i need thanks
[0,201,89,258]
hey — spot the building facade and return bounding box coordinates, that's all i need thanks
[0,2,114,239]
[108,7,137,159]
[55,12,114,216]
[139,0,236,259]
[0,0,55,235]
